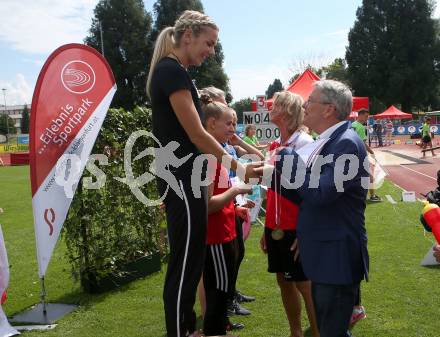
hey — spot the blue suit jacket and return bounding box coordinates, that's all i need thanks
[276,122,369,285]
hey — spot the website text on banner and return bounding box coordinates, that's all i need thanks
[30,43,116,279]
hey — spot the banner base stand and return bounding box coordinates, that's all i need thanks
[14,324,57,331]
[9,303,77,324]
[420,245,440,267]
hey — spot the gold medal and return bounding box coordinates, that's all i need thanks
[271,228,284,241]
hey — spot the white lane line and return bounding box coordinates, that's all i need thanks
[385,195,397,204]
[398,165,437,181]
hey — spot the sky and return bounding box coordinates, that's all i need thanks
[1,0,439,106]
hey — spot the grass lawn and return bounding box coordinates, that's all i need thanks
[1,165,439,336]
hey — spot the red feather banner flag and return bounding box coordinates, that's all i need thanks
[30,44,116,278]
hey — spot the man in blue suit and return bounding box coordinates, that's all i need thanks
[274,80,370,337]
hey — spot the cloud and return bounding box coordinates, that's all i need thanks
[324,29,349,38]
[0,75,33,106]
[0,0,97,54]
[22,58,45,66]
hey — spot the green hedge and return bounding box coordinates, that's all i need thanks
[63,106,164,291]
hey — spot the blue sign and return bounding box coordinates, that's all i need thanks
[392,124,439,136]
[367,123,439,136]
[17,134,29,145]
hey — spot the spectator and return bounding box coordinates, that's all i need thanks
[272,80,370,337]
[200,94,250,337]
[260,91,319,337]
[385,119,393,146]
[351,109,381,202]
[373,119,383,147]
[242,124,268,150]
[421,117,436,157]
[197,87,261,331]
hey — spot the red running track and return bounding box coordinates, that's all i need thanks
[379,143,439,198]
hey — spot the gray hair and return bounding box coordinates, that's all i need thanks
[313,80,352,121]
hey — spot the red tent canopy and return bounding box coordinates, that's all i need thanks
[251,69,369,112]
[373,105,412,119]
[352,97,369,112]
[282,68,320,101]
[263,69,319,109]
[348,97,370,120]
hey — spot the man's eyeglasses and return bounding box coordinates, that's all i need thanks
[305,98,332,106]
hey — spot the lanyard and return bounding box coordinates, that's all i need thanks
[273,131,301,230]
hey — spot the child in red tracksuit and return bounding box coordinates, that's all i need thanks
[200,94,251,336]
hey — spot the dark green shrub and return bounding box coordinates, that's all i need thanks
[63,106,164,290]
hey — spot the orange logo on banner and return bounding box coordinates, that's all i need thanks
[44,208,56,236]
[61,60,96,94]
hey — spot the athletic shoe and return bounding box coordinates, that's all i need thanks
[350,305,366,327]
[235,290,255,303]
[369,195,382,202]
[227,299,251,316]
[226,321,245,331]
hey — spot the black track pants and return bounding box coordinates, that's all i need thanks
[160,179,208,337]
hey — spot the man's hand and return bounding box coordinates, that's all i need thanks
[238,161,264,184]
[233,184,252,196]
[253,164,275,178]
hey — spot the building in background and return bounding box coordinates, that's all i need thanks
[0,104,31,135]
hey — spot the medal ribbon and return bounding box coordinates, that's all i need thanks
[273,131,301,235]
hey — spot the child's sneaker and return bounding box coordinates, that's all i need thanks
[350,305,366,328]
[369,195,382,202]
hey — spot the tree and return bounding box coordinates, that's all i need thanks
[346,0,440,112]
[151,0,230,96]
[265,79,283,99]
[20,105,30,134]
[0,114,16,139]
[319,58,350,85]
[230,98,253,124]
[85,0,153,109]
[151,0,203,41]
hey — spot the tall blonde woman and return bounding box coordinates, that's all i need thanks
[147,11,261,337]
[260,91,319,337]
